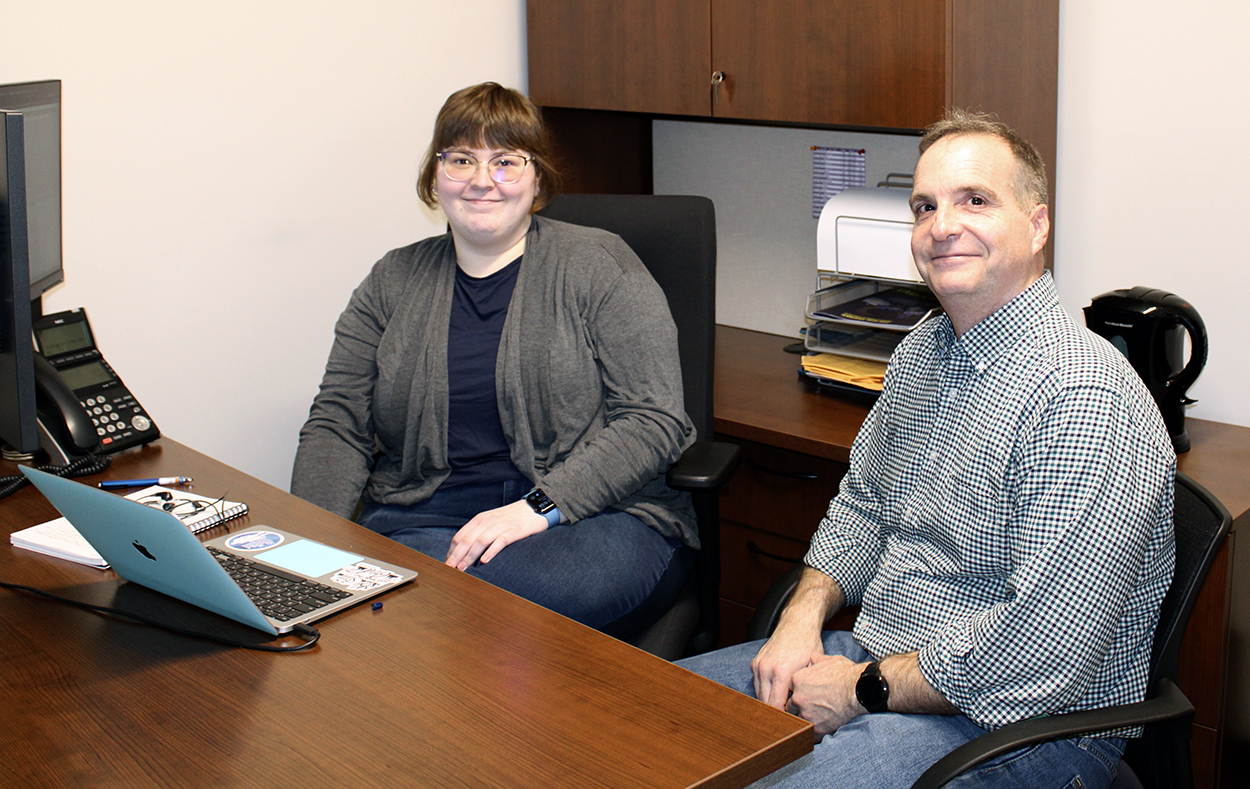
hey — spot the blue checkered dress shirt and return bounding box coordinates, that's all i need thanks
[805,272,1176,732]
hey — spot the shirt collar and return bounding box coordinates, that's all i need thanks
[933,271,1057,372]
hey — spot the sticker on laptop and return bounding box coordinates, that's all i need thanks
[225,530,285,551]
[331,562,404,591]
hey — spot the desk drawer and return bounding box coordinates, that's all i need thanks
[717,437,847,542]
[720,520,811,608]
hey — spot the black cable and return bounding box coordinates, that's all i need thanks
[0,579,321,652]
[0,451,113,501]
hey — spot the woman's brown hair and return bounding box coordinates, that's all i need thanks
[416,82,561,212]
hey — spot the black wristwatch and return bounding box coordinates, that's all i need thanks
[524,488,561,526]
[855,660,890,714]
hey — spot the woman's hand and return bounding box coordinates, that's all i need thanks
[445,499,549,570]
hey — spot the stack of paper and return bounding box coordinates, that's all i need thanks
[800,353,887,392]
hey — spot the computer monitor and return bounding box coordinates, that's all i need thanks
[1,108,38,455]
[0,80,63,458]
[2,81,62,300]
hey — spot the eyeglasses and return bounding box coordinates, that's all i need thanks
[436,150,534,184]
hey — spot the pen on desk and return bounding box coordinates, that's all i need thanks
[98,477,193,490]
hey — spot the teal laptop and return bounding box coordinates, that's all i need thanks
[20,467,417,634]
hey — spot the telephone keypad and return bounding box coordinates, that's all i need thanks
[78,389,157,449]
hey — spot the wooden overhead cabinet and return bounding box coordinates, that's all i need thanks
[527,0,1058,139]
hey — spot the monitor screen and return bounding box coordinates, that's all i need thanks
[0,81,62,300]
[1,107,39,454]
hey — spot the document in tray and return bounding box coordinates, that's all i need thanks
[812,285,941,331]
[805,322,903,363]
[800,353,887,392]
[10,485,248,569]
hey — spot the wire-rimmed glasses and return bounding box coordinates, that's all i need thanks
[436,150,534,184]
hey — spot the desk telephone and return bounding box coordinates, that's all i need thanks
[32,308,159,462]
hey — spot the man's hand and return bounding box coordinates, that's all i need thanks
[786,652,961,736]
[750,566,845,708]
[751,622,826,708]
[445,499,549,570]
[787,655,866,736]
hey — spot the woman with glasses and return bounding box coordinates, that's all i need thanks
[291,83,696,635]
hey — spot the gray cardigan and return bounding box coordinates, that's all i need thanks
[291,216,698,547]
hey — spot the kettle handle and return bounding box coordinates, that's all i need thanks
[1159,294,1208,400]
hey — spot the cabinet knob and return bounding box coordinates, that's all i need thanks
[711,71,726,105]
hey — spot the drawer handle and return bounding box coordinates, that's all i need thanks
[747,541,805,564]
[746,458,819,480]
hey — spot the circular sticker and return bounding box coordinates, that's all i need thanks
[224,530,285,551]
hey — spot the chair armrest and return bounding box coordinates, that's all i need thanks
[909,679,1194,789]
[666,441,741,490]
[744,563,806,642]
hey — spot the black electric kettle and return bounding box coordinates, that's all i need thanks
[1084,287,1207,453]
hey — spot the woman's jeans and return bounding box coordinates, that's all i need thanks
[678,632,1126,789]
[358,479,691,630]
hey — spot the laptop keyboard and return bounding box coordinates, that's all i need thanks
[208,547,352,622]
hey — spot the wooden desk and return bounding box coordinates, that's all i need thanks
[0,438,811,788]
[713,325,1250,789]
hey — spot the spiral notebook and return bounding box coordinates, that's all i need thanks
[10,485,247,568]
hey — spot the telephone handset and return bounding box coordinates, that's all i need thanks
[33,352,100,457]
[32,308,160,463]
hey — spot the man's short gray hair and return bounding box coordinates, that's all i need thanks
[919,109,1049,211]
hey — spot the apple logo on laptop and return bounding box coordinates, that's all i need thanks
[132,540,157,561]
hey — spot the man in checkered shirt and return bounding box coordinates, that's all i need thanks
[679,111,1175,788]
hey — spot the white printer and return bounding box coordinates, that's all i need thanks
[816,186,919,283]
[804,186,938,364]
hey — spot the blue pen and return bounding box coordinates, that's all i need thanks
[98,477,193,490]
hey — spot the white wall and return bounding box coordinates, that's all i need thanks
[2,1,528,487]
[1055,1,1250,428]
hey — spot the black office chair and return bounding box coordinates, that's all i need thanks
[745,472,1231,789]
[538,193,740,660]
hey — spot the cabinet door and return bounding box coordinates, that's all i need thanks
[527,0,712,116]
[710,0,946,128]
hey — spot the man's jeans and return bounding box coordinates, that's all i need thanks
[358,479,690,629]
[678,632,1125,789]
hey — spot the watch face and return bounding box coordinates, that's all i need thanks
[855,663,889,713]
[525,489,556,514]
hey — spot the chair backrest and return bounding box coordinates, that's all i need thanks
[538,194,720,656]
[1122,471,1231,789]
[1149,472,1232,686]
[536,194,718,442]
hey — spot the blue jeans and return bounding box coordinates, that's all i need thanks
[678,632,1125,789]
[357,479,691,630]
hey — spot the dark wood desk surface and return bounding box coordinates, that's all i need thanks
[714,328,872,464]
[0,438,811,788]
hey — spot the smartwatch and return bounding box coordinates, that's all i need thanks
[855,660,890,714]
[524,488,562,527]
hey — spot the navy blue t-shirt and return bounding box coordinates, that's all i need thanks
[443,256,527,488]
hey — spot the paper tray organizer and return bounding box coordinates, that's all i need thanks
[805,186,939,364]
